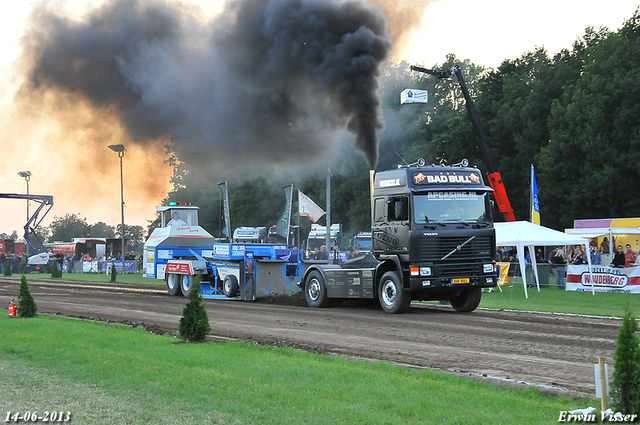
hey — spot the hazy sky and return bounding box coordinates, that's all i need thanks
[0,0,638,239]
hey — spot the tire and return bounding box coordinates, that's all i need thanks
[304,270,331,308]
[449,287,482,312]
[378,271,411,314]
[180,274,195,297]
[223,274,239,298]
[166,273,181,296]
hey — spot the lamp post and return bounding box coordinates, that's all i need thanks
[108,144,126,275]
[18,171,32,255]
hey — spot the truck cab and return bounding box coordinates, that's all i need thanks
[371,162,496,305]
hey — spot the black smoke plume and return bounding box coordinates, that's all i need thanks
[21,0,392,170]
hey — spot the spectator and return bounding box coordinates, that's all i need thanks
[632,251,640,266]
[611,245,625,268]
[66,253,75,273]
[625,244,635,268]
[571,248,586,265]
[167,212,186,227]
[0,251,5,274]
[551,247,567,289]
[600,237,610,254]
[53,252,64,275]
[589,244,601,266]
[536,247,546,263]
[316,245,329,260]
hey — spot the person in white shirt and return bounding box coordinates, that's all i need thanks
[167,212,186,227]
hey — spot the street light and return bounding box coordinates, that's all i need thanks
[108,144,126,275]
[18,171,32,255]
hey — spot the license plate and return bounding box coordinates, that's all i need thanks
[452,278,469,284]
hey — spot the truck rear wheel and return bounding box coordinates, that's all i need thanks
[166,273,181,296]
[180,274,195,297]
[223,274,239,298]
[378,271,411,314]
[449,287,482,312]
[305,270,331,308]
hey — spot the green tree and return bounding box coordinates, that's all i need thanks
[18,275,37,318]
[110,261,117,282]
[116,224,145,253]
[91,222,116,238]
[538,17,640,230]
[48,213,91,242]
[178,274,210,342]
[611,303,640,414]
[4,259,12,276]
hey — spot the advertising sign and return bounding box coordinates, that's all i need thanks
[567,265,640,293]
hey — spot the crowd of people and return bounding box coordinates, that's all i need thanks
[496,239,640,290]
[0,252,28,274]
[305,245,364,261]
[1,250,144,275]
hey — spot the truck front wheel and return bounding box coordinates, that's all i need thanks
[166,273,181,296]
[378,271,411,314]
[305,270,331,308]
[449,287,482,312]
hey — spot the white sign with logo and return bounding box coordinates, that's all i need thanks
[567,265,640,293]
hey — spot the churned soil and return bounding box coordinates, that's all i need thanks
[0,277,619,397]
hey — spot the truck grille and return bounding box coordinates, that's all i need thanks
[418,234,494,263]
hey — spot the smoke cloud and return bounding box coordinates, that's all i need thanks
[21,0,394,171]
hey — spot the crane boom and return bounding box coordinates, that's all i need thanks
[0,193,54,253]
[410,65,516,222]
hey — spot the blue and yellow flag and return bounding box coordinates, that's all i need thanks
[531,164,540,225]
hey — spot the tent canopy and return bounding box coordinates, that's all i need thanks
[497,221,590,246]
[565,228,640,238]
[494,221,592,298]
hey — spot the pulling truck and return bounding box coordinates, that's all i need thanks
[300,159,497,313]
[144,160,496,313]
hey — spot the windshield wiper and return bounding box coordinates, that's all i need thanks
[446,219,470,227]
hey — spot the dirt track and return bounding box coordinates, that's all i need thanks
[0,277,620,396]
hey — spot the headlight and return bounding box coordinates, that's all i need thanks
[411,266,432,276]
[483,263,494,273]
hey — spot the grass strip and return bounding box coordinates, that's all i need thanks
[1,315,583,424]
[9,272,161,287]
[479,282,640,317]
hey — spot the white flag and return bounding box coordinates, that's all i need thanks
[298,191,325,223]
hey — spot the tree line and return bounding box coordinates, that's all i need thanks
[1,214,146,254]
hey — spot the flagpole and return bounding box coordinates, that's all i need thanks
[326,151,331,261]
[530,164,534,223]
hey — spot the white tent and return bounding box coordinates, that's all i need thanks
[495,221,593,298]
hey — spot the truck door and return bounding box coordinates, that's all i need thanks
[372,196,409,254]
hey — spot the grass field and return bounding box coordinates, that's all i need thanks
[479,280,640,317]
[1,315,584,424]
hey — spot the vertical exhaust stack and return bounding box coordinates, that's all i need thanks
[370,169,375,225]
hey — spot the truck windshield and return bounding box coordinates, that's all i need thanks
[413,191,490,224]
[354,237,372,252]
